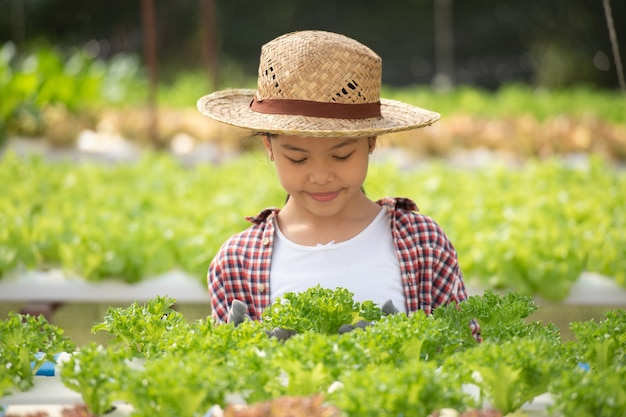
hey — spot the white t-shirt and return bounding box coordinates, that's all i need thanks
[270,207,406,312]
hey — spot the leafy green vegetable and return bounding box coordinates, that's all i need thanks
[0,368,14,398]
[328,359,472,417]
[367,155,626,299]
[0,311,75,391]
[0,150,281,283]
[58,343,128,416]
[433,289,560,344]
[1,151,625,300]
[49,291,626,416]
[441,336,565,414]
[91,295,185,358]
[260,285,383,335]
[119,350,222,417]
[549,364,626,417]
[564,309,626,371]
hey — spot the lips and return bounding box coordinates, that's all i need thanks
[309,191,339,202]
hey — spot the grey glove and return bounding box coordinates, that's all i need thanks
[267,327,297,341]
[227,299,251,326]
[338,320,372,334]
[381,299,400,315]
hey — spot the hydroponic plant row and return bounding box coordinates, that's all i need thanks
[1,289,625,417]
[1,151,624,301]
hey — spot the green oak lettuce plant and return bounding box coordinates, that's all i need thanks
[263,331,365,398]
[47,291,626,416]
[83,297,281,415]
[118,349,226,417]
[327,358,473,417]
[548,363,626,417]
[548,309,626,416]
[0,311,75,391]
[261,285,383,335]
[564,309,626,371]
[440,335,566,414]
[96,321,279,417]
[0,370,14,399]
[346,310,449,365]
[91,295,186,358]
[433,289,560,344]
[58,343,129,416]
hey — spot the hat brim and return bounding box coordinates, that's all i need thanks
[197,89,440,138]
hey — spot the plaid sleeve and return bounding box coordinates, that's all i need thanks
[470,318,483,343]
[207,209,277,323]
[394,208,464,310]
[430,246,465,306]
[208,248,233,323]
[208,232,269,323]
[423,223,483,343]
[386,198,482,343]
[429,224,483,343]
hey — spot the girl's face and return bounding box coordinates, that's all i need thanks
[264,135,376,219]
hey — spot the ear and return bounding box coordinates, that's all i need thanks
[262,135,272,153]
[368,137,377,152]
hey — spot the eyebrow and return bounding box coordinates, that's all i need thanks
[279,138,359,153]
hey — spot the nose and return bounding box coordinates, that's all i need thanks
[308,162,334,184]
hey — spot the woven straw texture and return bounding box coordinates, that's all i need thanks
[256,30,381,104]
[197,31,440,138]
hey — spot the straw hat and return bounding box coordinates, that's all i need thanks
[197,30,440,138]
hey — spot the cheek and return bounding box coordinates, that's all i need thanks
[273,163,299,191]
[348,158,370,185]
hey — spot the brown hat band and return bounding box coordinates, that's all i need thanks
[250,97,381,119]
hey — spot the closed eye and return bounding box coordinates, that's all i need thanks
[286,156,307,164]
[334,151,354,161]
[285,150,355,164]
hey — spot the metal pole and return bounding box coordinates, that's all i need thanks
[141,0,161,146]
[200,0,219,90]
[602,0,626,95]
[433,0,454,91]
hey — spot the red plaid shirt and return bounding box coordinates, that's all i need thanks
[208,197,482,342]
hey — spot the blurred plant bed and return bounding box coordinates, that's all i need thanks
[0,150,624,303]
[5,105,253,157]
[386,113,626,162]
[7,105,626,164]
[0,42,141,147]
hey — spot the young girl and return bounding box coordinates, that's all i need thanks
[198,30,480,341]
